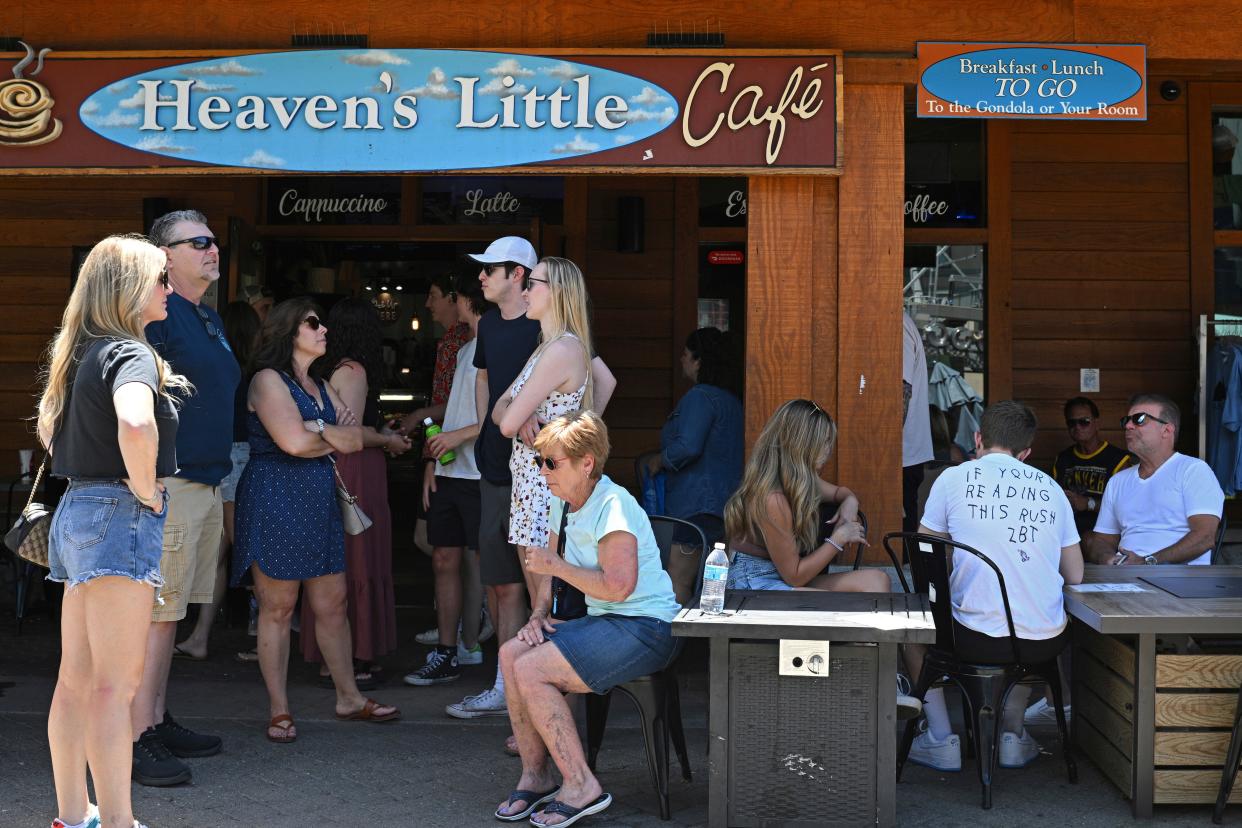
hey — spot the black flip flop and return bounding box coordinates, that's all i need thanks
[494,786,560,822]
[530,793,612,827]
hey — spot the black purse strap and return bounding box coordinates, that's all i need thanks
[555,502,570,559]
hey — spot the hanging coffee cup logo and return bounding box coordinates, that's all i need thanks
[0,42,62,147]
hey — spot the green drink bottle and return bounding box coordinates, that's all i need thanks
[423,417,456,464]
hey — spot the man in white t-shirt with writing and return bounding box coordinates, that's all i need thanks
[1090,393,1223,566]
[904,401,1084,773]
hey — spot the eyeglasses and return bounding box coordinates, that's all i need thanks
[533,455,570,471]
[157,268,169,290]
[1120,412,1169,427]
[194,305,230,350]
[303,316,322,331]
[167,235,217,251]
[1066,417,1093,428]
[523,276,549,291]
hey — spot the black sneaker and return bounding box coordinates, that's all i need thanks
[154,711,222,758]
[403,649,460,686]
[132,727,191,787]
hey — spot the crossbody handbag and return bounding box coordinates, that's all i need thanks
[549,504,587,621]
[331,456,372,536]
[4,453,52,568]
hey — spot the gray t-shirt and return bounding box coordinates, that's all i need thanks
[52,338,179,480]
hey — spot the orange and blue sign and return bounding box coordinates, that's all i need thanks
[917,43,1146,120]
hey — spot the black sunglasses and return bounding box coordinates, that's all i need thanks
[483,263,509,277]
[167,235,217,251]
[303,316,322,331]
[523,275,549,291]
[1120,412,1169,427]
[533,455,567,471]
[157,267,169,290]
[1066,417,1093,428]
[194,305,230,350]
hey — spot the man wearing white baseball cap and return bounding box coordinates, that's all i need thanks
[445,237,616,735]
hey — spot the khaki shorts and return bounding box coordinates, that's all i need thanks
[151,477,223,622]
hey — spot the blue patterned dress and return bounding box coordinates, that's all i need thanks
[231,372,345,583]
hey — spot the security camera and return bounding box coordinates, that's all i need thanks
[1160,81,1181,101]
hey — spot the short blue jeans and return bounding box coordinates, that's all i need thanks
[726,550,794,591]
[48,480,167,596]
[549,613,680,694]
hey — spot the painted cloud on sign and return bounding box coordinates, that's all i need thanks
[614,134,636,145]
[552,136,600,154]
[86,110,141,127]
[80,99,101,115]
[629,87,669,106]
[541,62,580,80]
[409,67,460,100]
[191,81,235,92]
[136,135,190,153]
[242,149,286,167]
[118,86,173,109]
[487,58,534,78]
[181,60,261,77]
[343,50,409,67]
[478,77,528,96]
[621,106,675,124]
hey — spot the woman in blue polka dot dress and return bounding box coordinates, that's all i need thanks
[232,298,399,742]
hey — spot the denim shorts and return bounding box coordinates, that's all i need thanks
[549,613,680,694]
[48,480,167,596]
[727,550,794,591]
[219,442,250,503]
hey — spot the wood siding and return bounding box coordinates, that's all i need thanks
[9,1,1242,60]
[1008,80,1191,465]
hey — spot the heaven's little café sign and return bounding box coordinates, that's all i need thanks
[0,47,842,174]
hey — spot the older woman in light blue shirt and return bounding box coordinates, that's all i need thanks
[494,410,679,827]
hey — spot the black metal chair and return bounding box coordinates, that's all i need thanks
[1215,678,1242,823]
[1213,513,1230,565]
[583,514,704,820]
[885,531,1076,810]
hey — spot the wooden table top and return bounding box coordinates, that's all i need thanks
[672,590,936,644]
[1064,565,1242,635]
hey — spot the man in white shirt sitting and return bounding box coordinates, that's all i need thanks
[905,401,1084,772]
[1089,394,1223,566]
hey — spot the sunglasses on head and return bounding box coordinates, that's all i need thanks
[1066,417,1093,428]
[523,275,549,291]
[303,316,322,331]
[1120,412,1168,427]
[167,235,217,251]
[533,455,568,471]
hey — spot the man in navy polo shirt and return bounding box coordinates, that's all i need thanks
[130,210,240,787]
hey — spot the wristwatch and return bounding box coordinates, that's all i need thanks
[1143,553,1159,565]
[315,418,326,434]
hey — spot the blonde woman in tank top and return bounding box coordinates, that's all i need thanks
[494,257,604,596]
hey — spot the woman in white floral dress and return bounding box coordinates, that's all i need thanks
[495,257,602,590]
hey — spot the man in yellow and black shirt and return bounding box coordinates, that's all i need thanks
[1051,396,1132,537]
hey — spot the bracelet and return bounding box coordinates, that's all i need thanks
[134,487,160,507]
[826,538,844,553]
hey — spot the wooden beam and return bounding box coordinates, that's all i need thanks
[987,119,1014,402]
[838,84,904,555]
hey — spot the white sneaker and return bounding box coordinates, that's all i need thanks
[999,729,1042,768]
[907,725,962,772]
[457,641,484,665]
[415,626,440,645]
[1023,697,1071,727]
[445,686,508,719]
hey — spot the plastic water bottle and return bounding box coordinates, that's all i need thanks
[423,417,456,464]
[700,542,729,614]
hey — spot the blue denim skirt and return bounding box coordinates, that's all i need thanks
[549,613,680,694]
[726,551,794,591]
[48,480,167,595]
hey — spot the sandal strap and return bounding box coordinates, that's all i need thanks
[538,800,580,818]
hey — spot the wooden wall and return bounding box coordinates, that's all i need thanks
[9,1,1242,60]
[0,176,254,474]
[745,84,905,556]
[1006,79,1193,465]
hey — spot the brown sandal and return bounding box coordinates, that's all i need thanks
[266,714,297,743]
[335,698,400,723]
